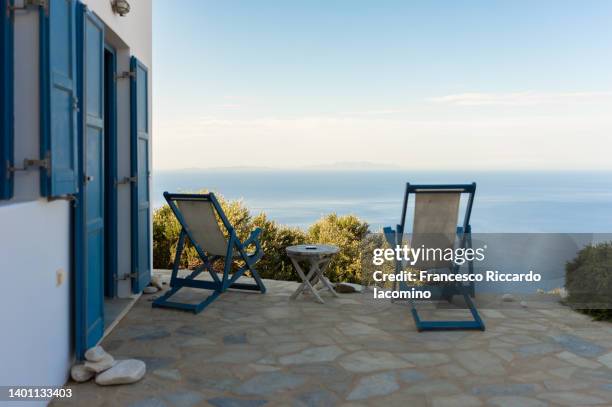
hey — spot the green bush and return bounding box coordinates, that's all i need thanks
[307,213,369,283]
[153,204,195,269]
[152,194,370,283]
[565,242,612,321]
[252,213,307,281]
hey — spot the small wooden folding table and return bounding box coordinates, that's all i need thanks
[287,244,339,304]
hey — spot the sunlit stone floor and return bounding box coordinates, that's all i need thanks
[52,271,612,407]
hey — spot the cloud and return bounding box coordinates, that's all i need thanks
[153,89,612,170]
[428,91,612,106]
[154,111,612,171]
[215,103,242,109]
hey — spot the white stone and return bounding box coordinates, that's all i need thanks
[84,346,109,362]
[313,276,332,290]
[70,364,94,382]
[150,274,164,289]
[143,285,159,294]
[520,301,528,308]
[501,294,515,302]
[84,354,115,373]
[95,359,146,386]
[335,282,364,293]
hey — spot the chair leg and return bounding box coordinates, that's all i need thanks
[169,230,187,287]
[153,287,222,314]
[409,281,485,331]
[247,260,267,294]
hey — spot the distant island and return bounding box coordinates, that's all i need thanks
[160,161,403,172]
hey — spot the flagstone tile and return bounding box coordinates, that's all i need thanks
[551,334,607,358]
[346,372,399,400]
[294,389,340,406]
[556,351,602,369]
[278,345,344,365]
[471,383,538,397]
[537,391,607,406]
[402,379,462,395]
[453,350,506,376]
[398,352,451,367]
[431,394,482,407]
[235,371,306,396]
[486,396,547,407]
[207,397,268,407]
[596,351,612,369]
[339,350,413,373]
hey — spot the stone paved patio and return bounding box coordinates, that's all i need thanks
[52,273,612,407]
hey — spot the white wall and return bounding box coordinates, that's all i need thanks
[82,0,152,69]
[0,200,72,395]
[10,8,40,202]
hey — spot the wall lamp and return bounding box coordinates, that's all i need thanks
[111,0,130,16]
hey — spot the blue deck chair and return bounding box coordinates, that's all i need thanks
[152,192,266,314]
[383,183,485,331]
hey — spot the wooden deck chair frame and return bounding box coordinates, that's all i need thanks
[383,183,485,331]
[152,192,266,314]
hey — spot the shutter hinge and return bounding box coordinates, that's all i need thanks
[8,0,48,16]
[115,176,137,186]
[115,272,138,281]
[48,194,76,202]
[115,71,136,81]
[7,156,50,173]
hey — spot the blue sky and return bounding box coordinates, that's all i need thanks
[153,1,612,170]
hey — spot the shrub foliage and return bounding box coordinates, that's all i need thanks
[565,242,612,321]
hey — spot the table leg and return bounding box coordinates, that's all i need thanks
[314,258,339,297]
[289,257,325,303]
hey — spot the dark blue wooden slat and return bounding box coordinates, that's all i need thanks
[0,0,14,199]
[130,57,151,292]
[104,43,118,298]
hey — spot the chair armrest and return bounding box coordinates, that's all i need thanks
[242,228,262,255]
[383,226,397,246]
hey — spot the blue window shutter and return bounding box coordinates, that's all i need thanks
[40,0,79,197]
[0,0,14,199]
[130,57,151,292]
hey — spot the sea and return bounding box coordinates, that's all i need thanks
[153,170,612,233]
